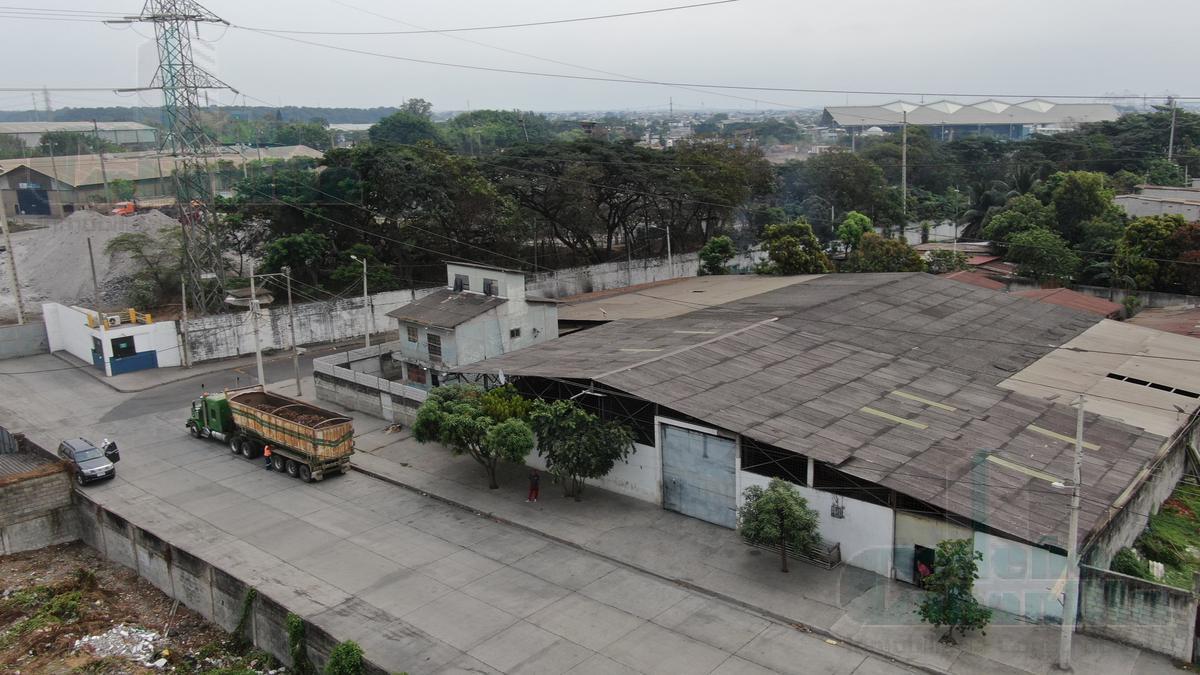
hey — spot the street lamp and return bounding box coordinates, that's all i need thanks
[349,254,370,348]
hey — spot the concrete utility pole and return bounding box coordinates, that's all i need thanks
[283,266,301,396]
[901,109,908,219]
[1058,395,1086,671]
[350,255,370,348]
[180,274,190,368]
[665,225,673,278]
[92,120,112,205]
[249,260,266,386]
[86,237,100,305]
[0,184,25,325]
[1168,100,1178,162]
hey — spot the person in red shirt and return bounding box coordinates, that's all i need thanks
[526,469,540,503]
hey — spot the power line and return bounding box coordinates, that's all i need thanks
[240,0,739,35]
[235,27,1200,103]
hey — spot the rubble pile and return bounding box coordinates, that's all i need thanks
[74,624,161,665]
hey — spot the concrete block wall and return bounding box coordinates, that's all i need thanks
[0,468,78,554]
[0,321,49,360]
[73,492,388,674]
[525,250,763,298]
[313,345,428,425]
[1078,564,1197,661]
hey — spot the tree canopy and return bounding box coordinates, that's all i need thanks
[527,399,634,501]
[841,233,925,273]
[412,384,534,489]
[737,479,820,573]
[756,219,832,275]
[916,539,992,644]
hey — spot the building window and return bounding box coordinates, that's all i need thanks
[406,363,426,385]
[510,327,521,339]
[453,274,469,292]
[427,334,442,361]
[406,326,418,343]
[483,278,498,296]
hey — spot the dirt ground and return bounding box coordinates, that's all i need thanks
[0,542,281,674]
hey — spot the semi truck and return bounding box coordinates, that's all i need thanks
[186,385,354,482]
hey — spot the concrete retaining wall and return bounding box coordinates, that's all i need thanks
[0,321,49,360]
[73,492,388,674]
[1078,564,1198,661]
[0,468,78,555]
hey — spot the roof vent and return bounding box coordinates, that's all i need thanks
[1106,372,1200,399]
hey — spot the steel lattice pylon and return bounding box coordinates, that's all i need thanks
[138,0,236,312]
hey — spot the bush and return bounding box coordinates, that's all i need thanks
[1111,547,1151,579]
[325,640,364,675]
[1137,526,1185,567]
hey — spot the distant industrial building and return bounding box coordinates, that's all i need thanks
[0,145,322,217]
[1114,181,1200,221]
[821,99,1120,141]
[0,121,158,149]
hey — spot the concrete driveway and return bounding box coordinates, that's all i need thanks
[0,354,911,674]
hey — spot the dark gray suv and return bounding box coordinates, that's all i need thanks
[57,438,119,486]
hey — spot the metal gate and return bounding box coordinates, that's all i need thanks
[661,424,737,528]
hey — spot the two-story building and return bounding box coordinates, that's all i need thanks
[384,262,559,389]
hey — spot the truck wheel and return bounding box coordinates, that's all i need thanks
[298,464,313,483]
[272,454,286,471]
[229,435,241,454]
[189,424,201,438]
[286,459,299,477]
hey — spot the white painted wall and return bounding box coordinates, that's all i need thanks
[736,471,894,578]
[525,441,661,504]
[973,531,1067,623]
[42,303,96,365]
[112,321,181,368]
[893,511,973,584]
[525,250,764,298]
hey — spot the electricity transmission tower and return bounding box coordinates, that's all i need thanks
[133,1,237,312]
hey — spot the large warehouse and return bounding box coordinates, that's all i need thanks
[821,99,1120,140]
[457,273,1200,626]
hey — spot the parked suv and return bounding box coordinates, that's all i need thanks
[57,438,119,486]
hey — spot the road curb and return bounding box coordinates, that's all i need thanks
[351,461,949,675]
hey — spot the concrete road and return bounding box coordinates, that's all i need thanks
[0,353,912,675]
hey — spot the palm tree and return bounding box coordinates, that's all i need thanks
[961,181,1009,238]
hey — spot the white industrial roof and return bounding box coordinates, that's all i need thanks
[823,99,1119,128]
[0,121,156,134]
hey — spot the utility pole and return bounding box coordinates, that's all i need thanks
[283,266,301,396]
[1167,99,1178,162]
[0,186,25,325]
[249,260,265,386]
[180,274,190,367]
[901,109,908,220]
[41,87,51,122]
[350,255,370,348]
[86,237,100,305]
[665,225,673,278]
[1058,395,1086,671]
[92,120,112,205]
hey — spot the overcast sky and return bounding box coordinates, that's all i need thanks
[3,0,1196,114]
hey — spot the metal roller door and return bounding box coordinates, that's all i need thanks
[661,424,737,528]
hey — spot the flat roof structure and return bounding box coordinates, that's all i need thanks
[458,273,1200,550]
[558,274,822,322]
[823,100,1118,128]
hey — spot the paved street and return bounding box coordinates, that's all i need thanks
[0,353,912,675]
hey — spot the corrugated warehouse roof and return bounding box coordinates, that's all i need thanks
[559,274,822,322]
[943,270,1005,291]
[386,288,505,329]
[823,100,1119,128]
[456,273,1199,550]
[1014,288,1122,319]
[0,145,323,188]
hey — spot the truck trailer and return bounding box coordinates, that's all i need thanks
[186,386,354,482]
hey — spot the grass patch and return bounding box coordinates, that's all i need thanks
[1128,482,1200,588]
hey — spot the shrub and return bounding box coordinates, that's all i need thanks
[1111,547,1151,579]
[325,640,364,675]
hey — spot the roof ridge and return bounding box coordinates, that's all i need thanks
[594,316,779,381]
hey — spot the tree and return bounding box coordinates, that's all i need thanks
[1146,158,1186,187]
[1113,214,1187,290]
[926,250,970,275]
[737,479,819,573]
[841,233,925,273]
[324,640,364,675]
[527,399,634,501]
[1045,171,1113,244]
[368,110,442,147]
[836,211,873,250]
[261,230,330,287]
[109,178,137,202]
[105,227,183,307]
[698,235,736,275]
[916,539,992,644]
[1005,229,1080,282]
[401,97,434,118]
[980,194,1054,244]
[756,219,832,275]
[412,384,534,489]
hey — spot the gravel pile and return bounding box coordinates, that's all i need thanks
[74,624,162,664]
[0,209,180,320]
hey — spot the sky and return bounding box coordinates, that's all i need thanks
[2,0,1197,114]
